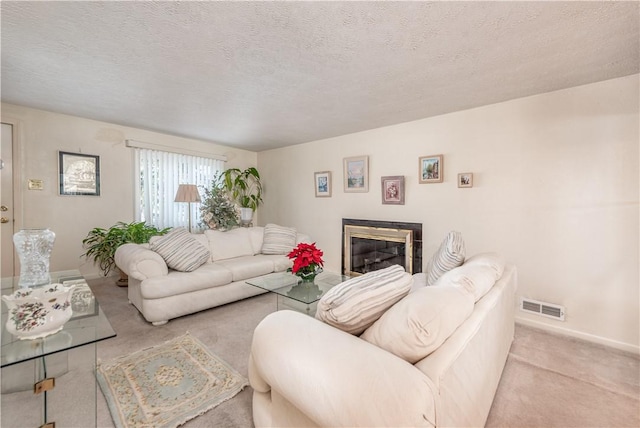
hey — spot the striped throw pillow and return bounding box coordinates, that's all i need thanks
[150,228,210,272]
[315,265,412,335]
[426,231,465,285]
[261,224,297,255]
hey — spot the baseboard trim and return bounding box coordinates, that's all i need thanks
[80,272,115,282]
[515,316,639,356]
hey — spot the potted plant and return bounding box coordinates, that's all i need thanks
[200,172,240,230]
[222,167,263,226]
[82,221,169,286]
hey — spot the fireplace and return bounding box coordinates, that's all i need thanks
[342,219,422,276]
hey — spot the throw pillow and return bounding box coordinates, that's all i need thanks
[205,228,254,261]
[360,285,475,364]
[410,272,427,293]
[425,231,465,285]
[434,264,498,302]
[315,265,412,335]
[261,224,297,255]
[463,252,506,279]
[150,227,210,272]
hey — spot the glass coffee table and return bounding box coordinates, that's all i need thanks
[246,271,348,316]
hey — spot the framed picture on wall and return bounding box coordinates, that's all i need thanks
[418,154,443,184]
[314,171,332,197]
[458,172,473,188]
[59,151,101,196]
[343,155,369,192]
[381,176,405,205]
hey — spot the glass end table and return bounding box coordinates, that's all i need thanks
[1,270,116,428]
[246,271,348,316]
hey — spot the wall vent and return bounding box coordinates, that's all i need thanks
[519,297,565,321]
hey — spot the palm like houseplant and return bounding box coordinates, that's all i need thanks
[222,167,263,225]
[82,221,168,285]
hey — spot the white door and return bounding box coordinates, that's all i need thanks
[1,122,15,277]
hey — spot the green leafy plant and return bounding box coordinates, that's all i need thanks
[82,221,169,277]
[200,173,240,230]
[222,167,263,211]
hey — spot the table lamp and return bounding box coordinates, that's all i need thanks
[174,184,201,232]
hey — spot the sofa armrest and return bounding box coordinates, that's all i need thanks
[249,310,436,428]
[114,243,168,281]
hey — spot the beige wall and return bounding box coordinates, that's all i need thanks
[2,75,637,352]
[1,103,256,278]
[258,75,640,352]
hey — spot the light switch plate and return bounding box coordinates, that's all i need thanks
[28,179,44,190]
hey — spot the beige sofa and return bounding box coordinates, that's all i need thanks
[249,254,517,427]
[115,226,310,325]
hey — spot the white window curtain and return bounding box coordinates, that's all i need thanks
[134,148,225,230]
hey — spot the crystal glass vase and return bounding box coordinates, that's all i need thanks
[13,228,56,287]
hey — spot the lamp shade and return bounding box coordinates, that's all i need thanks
[174,184,201,203]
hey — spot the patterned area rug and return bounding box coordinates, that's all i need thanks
[97,332,248,428]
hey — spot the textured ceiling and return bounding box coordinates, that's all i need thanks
[1,1,638,152]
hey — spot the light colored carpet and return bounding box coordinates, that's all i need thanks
[486,324,640,428]
[89,277,639,428]
[97,333,248,428]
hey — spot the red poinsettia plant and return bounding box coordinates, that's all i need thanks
[287,242,324,276]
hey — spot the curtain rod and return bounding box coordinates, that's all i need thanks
[125,139,227,161]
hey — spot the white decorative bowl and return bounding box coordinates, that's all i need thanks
[2,283,76,340]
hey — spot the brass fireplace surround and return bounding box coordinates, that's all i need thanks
[342,219,422,277]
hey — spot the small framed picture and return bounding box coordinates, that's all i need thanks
[418,154,443,184]
[381,176,405,205]
[59,151,100,196]
[343,155,369,192]
[458,172,474,188]
[314,171,332,197]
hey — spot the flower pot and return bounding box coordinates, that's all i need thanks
[296,267,323,283]
[116,269,128,287]
[240,207,254,226]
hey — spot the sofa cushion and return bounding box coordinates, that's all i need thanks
[261,254,294,272]
[360,285,475,364]
[149,227,210,272]
[192,233,212,262]
[261,224,297,255]
[410,272,427,292]
[296,233,312,245]
[315,265,412,335]
[248,227,265,255]
[216,255,277,282]
[205,228,254,261]
[140,263,233,299]
[426,231,465,285]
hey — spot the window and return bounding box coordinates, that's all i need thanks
[134,148,225,230]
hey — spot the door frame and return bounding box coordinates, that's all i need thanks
[1,116,24,275]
